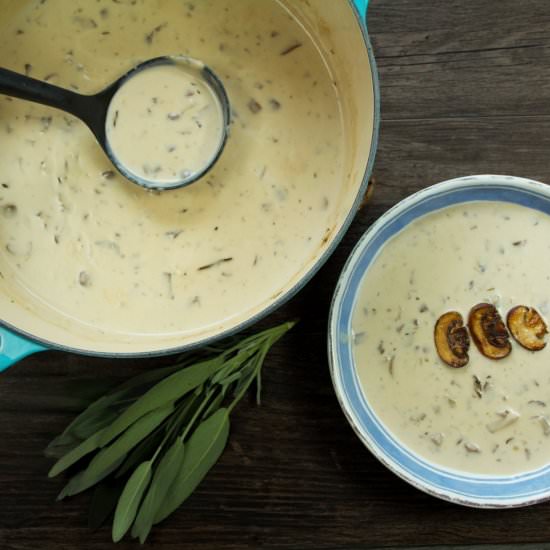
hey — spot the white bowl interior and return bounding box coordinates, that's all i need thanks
[329,175,550,508]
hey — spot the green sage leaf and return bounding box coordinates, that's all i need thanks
[44,431,82,459]
[57,471,84,501]
[209,361,236,385]
[112,460,152,543]
[53,393,122,444]
[58,404,173,498]
[52,364,188,452]
[49,427,106,478]
[57,454,126,501]
[99,359,222,447]
[115,427,164,479]
[72,408,121,441]
[218,371,241,390]
[154,408,230,524]
[88,480,124,530]
[231,358,259,398]
[201,391,224,420]
[49,322,296,541]
[132,438,185,543]
[162,390,200,438]
[256,368,262,405]
[159,393,201,452]
[111,364,183,393]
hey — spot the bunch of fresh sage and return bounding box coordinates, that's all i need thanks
[46,321,294,543]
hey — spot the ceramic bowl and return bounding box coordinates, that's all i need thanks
[329,174,550,508]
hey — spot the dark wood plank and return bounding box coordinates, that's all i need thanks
[4,0,550,549]
[371,0,550,119]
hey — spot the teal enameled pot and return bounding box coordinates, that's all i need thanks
[0,0,380,370]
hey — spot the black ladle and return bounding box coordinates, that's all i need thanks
[0,56,230,190]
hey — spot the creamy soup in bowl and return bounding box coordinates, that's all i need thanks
[330,175,550,508]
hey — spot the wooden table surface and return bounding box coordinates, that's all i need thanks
[3,1,550,548]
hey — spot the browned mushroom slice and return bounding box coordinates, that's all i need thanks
[507,306,548,351]
[468,303,511,360]
[434,311,470,368]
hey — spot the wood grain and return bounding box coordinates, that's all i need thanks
[3,1,550,548]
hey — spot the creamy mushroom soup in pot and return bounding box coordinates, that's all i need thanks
[0,0,375,353]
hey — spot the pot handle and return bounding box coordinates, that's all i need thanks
[353,0,370,19]
[0,326,47,372]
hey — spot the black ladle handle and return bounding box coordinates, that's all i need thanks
[0,67,109,142]
[0,57,230,191]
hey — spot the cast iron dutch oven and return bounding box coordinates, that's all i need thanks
[0,0,379,370]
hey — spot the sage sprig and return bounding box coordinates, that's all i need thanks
[46,321,294,543]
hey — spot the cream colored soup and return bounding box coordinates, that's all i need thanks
[352,201,550,475]
[0,0,344,339]
[106,61,225,186]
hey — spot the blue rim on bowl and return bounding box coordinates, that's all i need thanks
[328,174,550,508]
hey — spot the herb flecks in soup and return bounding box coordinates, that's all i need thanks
[0,0,345,337]
[352,202,550,475]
